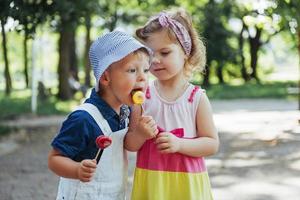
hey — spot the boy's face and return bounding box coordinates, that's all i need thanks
[102,51,150,107]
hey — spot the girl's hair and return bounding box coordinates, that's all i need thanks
[136,8,206,78]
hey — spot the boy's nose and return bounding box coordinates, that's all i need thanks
[137,70,147,81]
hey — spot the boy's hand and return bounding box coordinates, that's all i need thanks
[136,116,158,140]
[77,159,97,182]
[155,132,181,154]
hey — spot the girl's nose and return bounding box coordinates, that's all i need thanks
[151,55,160,64]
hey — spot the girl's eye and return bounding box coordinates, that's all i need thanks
[144,68,150,73]
[161,51,170,56]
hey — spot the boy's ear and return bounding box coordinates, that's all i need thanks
[184,54,188,61]
[99,71,111,86]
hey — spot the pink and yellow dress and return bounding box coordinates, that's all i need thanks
[131,81,213,200]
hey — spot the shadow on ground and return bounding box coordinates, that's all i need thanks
[0,99,299,200]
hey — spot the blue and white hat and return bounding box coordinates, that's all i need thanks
[89,31,152,91]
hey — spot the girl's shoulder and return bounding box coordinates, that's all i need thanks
[189,83,205,92]
[186,83,206,103]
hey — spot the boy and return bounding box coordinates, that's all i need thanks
[48,31,156,200]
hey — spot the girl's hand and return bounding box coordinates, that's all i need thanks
[77,159,97,182]
[136,116,158,140]
[155,132,181,154]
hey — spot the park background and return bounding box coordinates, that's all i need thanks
[0,0,299,200]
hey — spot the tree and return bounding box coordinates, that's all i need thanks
[238,21,250,81]
[200,0,235,86]
[48,0,100,100]
[11,0,50,88]
[233,1,284,81]
[0,0,13,95]
[83,15,92,87]
[273,0,299,109]
[274,0,300,67]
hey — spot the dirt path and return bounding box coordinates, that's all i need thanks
[0,99,299,200]
[209,100,300,200]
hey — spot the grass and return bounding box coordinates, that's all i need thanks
[0,81,297,119]
[0,89,79,120]
[197,81,298,100]
[0,125,18,136]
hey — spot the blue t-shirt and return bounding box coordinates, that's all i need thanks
[51,88,130,162]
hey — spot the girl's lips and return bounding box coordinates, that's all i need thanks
[153,68,165,71]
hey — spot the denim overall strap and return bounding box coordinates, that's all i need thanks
[76,103,112,135]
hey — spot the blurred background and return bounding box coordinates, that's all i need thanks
[0,0,298,111]
[0,0,299,200]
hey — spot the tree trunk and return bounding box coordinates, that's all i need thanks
[109,6,118,31]
[239,22,250,82]
[298,27,300,73]
[203,63,210,87]
[23,27,29,88]
[84,15,91,87]
[57,26,72,100]
[217,62,224,84]
[297,25,300,110]
[1,19,12,95]
[249,26,262,81]
[69,27,78,81]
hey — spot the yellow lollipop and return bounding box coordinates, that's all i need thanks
[132,91,145,105]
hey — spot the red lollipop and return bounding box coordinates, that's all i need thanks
[96,135,112,149]
[95,135,112,164]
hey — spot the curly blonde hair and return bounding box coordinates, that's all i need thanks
[136,8,206,78]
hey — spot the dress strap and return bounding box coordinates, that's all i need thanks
[188,86,200,103]
[146,86,151,99]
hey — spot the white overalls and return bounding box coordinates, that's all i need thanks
[56,103,128,200]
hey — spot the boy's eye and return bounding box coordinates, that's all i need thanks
[127,68,136,73]
[144,68,150,73]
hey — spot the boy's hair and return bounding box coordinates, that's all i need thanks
[136,8,206,78]
[89,31,152,92]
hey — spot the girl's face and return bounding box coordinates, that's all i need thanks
[102,51,150,109]
[146,29,187,81]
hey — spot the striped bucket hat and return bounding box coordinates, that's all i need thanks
[89,31,152,92]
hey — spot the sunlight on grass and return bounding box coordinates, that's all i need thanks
[201,81,298,99]
[0,90,80,120]
[55,100,80,113]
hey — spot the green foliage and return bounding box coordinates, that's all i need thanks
[199,0,237,84]
[0,0,12,21]
[10,0,51,38]
[0,0,298,97]
[97,0,171,31]
[274,0,300,47]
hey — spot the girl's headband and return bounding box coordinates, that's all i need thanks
[152,12,192,56]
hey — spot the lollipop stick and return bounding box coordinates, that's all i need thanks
[95,149,104,164]
[141,104,144,115]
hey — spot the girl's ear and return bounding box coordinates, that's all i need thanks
[99,71,111,86]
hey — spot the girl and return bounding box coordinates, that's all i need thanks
[126,8,219,200]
